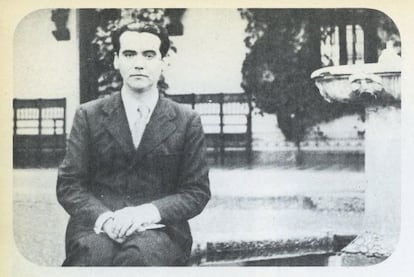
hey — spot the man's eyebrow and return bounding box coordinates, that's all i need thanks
[143,50,157,54]
[121,50,137,54]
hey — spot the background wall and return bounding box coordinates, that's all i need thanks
[164,9,248,94]
[14,9,79,132]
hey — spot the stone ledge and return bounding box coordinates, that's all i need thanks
[189,234,356,266]
[340,230,398,265]
[340,253,387,266]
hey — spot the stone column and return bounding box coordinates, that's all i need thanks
[311,63,401,266]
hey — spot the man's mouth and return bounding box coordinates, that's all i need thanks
[130,74,148,78]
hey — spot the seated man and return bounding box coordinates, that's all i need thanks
[57,22,211,266]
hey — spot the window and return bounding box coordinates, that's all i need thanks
[320,24,365,66]
[346,24,364,64]
[320,26,340,66]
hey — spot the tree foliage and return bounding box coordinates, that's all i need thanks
[239,9,368,146]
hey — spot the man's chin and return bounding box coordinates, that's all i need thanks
[126,83,152,94]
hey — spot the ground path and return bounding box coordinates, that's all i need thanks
[13,167,365,265]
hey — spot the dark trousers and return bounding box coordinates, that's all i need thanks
[63,230,188,266]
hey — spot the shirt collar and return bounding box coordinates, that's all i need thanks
[121,87,159,122]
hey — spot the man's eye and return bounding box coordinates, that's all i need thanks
[123,52,135,57]
[144,52,156,59]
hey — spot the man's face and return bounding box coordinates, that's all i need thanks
[114,31,164,93]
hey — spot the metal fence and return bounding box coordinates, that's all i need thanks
[12,94,254,167]
[167,93,253,165]
[13,98,66,168]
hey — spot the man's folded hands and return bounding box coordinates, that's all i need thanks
[101,204,162,243]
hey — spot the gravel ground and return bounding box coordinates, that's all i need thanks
[13,167,365,266]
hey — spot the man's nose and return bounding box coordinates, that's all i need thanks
[133,55,145,70]
[134,64,144,70]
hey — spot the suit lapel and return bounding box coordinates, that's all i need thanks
[101,93,135,158]
[135,96,177,162]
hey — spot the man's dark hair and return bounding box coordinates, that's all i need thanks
[112,22,170,57]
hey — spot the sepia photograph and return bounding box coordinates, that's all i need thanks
[11,7,403,269]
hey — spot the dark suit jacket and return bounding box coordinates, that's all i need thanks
[57,92,211,256]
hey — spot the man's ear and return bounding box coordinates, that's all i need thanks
[113,53,119,70]
[160,56,169,73]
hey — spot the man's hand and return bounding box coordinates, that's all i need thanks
[111,207,146,239]
[102,218,127,244]
[111,204,161,239]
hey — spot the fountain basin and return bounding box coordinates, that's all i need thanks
[311,63,401,103]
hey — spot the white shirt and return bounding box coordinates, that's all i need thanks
[121,87,159,148]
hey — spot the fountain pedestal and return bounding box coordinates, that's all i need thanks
[311,63,401,266]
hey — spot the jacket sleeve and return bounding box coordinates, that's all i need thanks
[151,113,211,224]
[56,107,110,226]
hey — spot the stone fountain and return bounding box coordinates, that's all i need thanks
[311,62,401,265]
